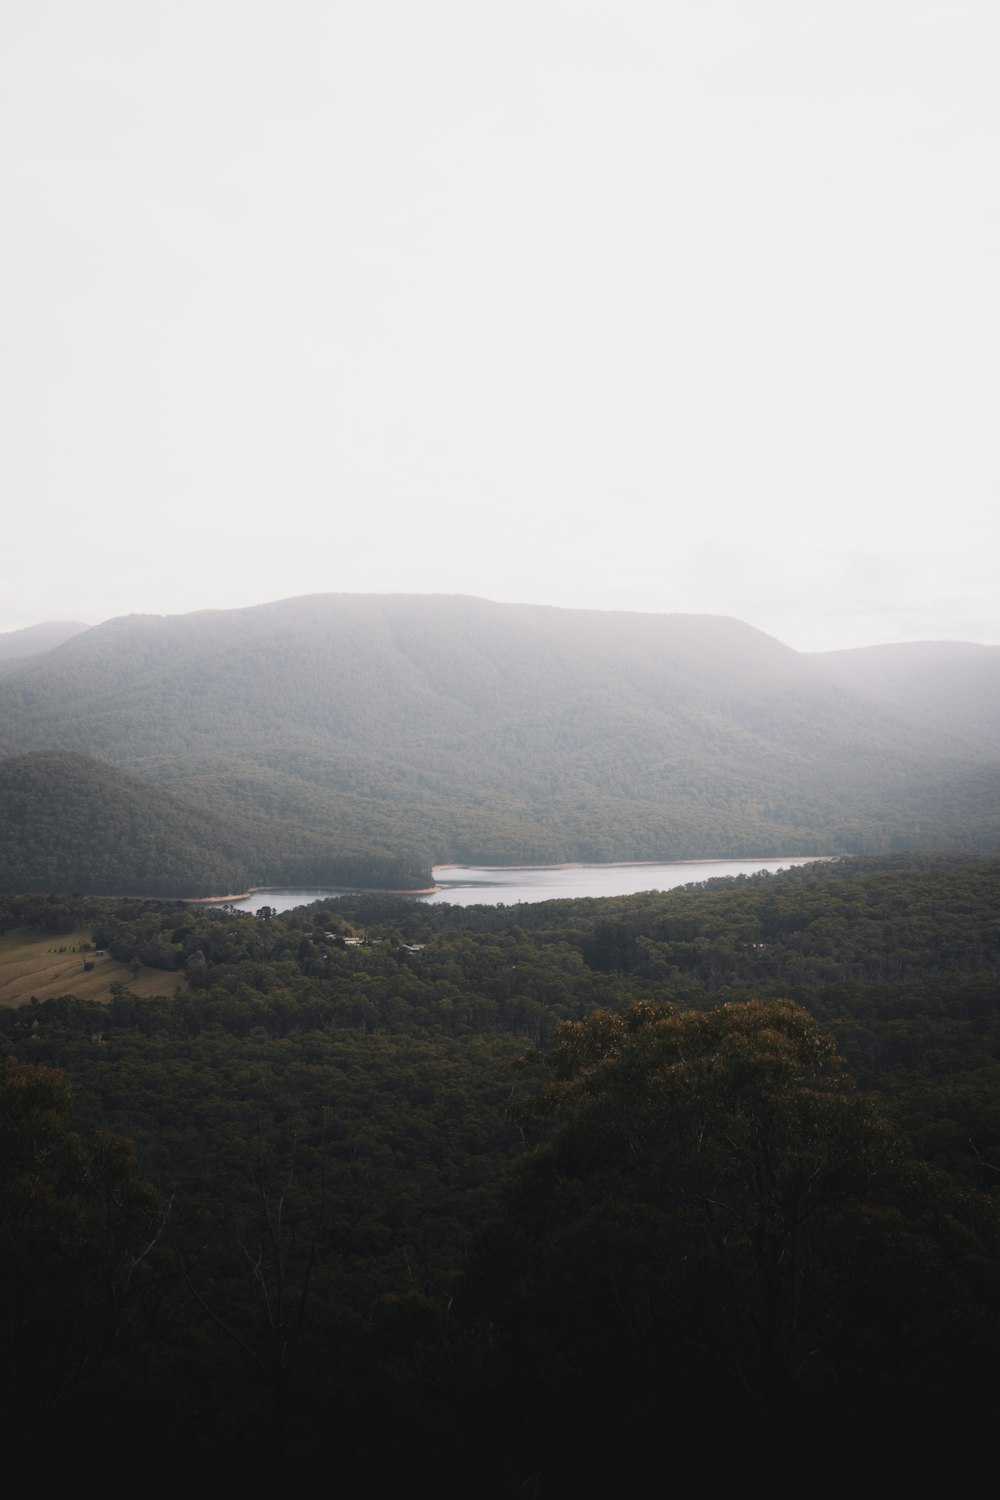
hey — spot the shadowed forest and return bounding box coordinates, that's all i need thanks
[4,853,1000,1492]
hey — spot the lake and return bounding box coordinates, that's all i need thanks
[219,857,828,913]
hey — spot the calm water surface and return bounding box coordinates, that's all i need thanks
[222,858,826,913]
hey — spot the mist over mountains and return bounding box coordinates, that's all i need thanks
[1,594,997,896]
[0,619,90,670]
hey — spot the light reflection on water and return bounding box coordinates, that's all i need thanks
[220,858,826,914]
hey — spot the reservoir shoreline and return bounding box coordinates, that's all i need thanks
[190,855,835,908]
[430,856,836,874]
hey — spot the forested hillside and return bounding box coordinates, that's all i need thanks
[815,639,1000,748]
[0,750,430,896]
[2,854,1000,1490]
[1,594,998,895]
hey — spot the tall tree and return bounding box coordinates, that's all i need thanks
[469,1000,1000,1491]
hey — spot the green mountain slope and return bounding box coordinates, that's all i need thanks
[0,751,430,897]
[0,751,251,896]
[0,594,998,895]
[814,640,1000,749]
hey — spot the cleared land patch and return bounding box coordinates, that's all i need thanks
[0,928,176,1007]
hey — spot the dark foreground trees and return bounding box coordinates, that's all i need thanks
[0,1056,165,1456]
[469,1000,1000,1493]
[5,966,1000,1494]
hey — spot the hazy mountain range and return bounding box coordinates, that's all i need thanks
[0,594,997,896]
[0,619,90,669]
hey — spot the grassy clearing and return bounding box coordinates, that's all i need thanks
[0,929,177,1008]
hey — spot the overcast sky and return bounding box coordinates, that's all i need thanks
[2,1,997,651]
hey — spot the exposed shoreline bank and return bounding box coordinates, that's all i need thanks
[431,856,836,874]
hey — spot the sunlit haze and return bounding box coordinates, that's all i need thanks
[3,2,998,651]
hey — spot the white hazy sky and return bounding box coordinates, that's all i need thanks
[2,1,998,651]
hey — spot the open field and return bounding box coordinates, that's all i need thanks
[0,928,177,1008]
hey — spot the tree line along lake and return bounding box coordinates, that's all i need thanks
[214,857,830,913]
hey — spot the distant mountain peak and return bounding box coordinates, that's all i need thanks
[0,620,91,663]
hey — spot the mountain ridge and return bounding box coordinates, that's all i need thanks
[0,619,91,670]
[1,593,997,895]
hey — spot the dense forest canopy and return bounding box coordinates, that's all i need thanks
[2,854,1000,1489]
[0,594,998,894]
